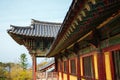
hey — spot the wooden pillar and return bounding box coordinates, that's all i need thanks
[55,57,59,80]
[32,54,37,80]
[77,55,81,80]
[55,57,58,72]
[97,50,106,80]
[67,59,69,80]
[73,43,81,80]
[61,61,63,80]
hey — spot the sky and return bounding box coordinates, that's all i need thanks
[0,0,72,64]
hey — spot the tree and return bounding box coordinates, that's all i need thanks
[0,62,6,79]
[0,62,10,80]
[20,53,28,70]
[0,61,32,80]
[10,63,32,80]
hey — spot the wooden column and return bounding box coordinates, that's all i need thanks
[61,61,63,80]
[73,43,81,80]
[77,55,81,80]
[97,50,106,80]
[55,57,58,72]
[54,57,59,80]
[32,54,37,80]
[67,59,69,80]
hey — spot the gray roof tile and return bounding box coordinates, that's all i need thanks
[8,19,61,38]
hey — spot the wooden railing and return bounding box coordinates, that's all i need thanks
[37,72,58,80]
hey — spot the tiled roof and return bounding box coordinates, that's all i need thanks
[39,60,55,71]
[8,19,61,38]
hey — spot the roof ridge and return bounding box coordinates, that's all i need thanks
[10,25,31,28]
[31,19,62,25]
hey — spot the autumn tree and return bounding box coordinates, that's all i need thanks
[0,62,7,79]
[0,62,12,80]
[10,63,32,80]
[9,54,32,80]
[0,56,32,80]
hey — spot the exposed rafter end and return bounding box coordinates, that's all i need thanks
[81,11,86,17]
[77,15,82,21]
[74,20,78,26]
[85,4,91,11]
[89,0,96,5]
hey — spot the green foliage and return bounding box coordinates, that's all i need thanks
[0,58,32,80]
[0,62,11,80]
[11,69,32,80]
[9,53,33,80]
[0,66,7,80]
[20,53,28,70]
[10,63,32,80]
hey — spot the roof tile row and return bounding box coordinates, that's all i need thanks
[8,19,61,38]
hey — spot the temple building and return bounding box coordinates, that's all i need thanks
[8,19,61,80]
[8,0,120,80]
[46,0,120,80]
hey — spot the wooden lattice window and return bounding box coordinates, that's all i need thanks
[70,59,76,74]
[112,50,120,80]
[83,56,94,77]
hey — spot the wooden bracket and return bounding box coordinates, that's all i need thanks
[73,43,80,53]
[64,53,69,59]
[86,28,101,48]
[59,53,63,61]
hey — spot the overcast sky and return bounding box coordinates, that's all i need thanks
[0,0,72,64]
